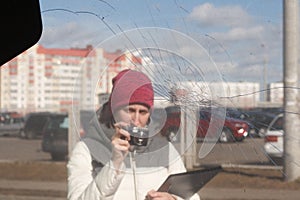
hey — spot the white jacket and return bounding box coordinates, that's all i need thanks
[67,141,200,200]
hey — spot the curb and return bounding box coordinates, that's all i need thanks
[221,163,283,170]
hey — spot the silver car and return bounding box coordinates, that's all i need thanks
[263,113,284,161]
[0,113,24,136]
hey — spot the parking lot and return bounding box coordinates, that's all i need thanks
[0,136,292,200]
[0,136,271,166]
[196,137,270,166]
[0,137,51,162]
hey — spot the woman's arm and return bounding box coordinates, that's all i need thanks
[67,141,125,200]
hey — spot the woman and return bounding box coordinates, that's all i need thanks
[67,69,200,200]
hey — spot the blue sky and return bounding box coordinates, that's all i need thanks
[38,0,284,84]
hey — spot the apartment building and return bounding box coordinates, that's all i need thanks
[0,44,143,113]
[173,81,260,108]
[268,82,283,103]
[221,82,260,108]
[0,44,283,113]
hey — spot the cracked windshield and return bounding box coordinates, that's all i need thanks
[1,0,300,200]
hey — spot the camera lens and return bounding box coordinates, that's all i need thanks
[129,127,149,146]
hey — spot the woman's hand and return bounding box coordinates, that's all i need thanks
[146,190,176,200]
[111,122,131,170]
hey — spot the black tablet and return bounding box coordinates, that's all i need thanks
[157,166,222,199]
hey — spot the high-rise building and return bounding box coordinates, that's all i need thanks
[0,44,144,113]
[268,82,283,104]
[174,81,260,108]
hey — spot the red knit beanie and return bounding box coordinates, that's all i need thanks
[109,69,154,112]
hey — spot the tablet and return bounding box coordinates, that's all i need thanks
[157,166,222,199]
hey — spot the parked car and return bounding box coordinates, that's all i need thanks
[19,112,52,139]
[161,106,249,143]
[41,113,69,161]
[41,110,97,161]
[243,110,277,137]
[0,112,24,136]
[264,113,284,163]
[225,108,257,137]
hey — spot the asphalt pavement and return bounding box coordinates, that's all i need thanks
[0,137,298,199]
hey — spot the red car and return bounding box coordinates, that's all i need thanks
[160,106,249,143]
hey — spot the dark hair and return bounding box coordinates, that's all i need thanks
[98,102,115,128]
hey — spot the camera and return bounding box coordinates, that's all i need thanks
[122,125,149,146]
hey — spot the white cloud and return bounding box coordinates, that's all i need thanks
[188,3,253,28]
[186,3,283,84]
[39,11,114,48]
[210,25,265,41]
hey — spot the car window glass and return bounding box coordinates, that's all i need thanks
[60,117,69,129]
[3,118,11,124]
[270,117,283,131]
[47,119,60,129]
[199,112,206,120]
[12,118,22,123]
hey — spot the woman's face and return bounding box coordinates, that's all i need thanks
[115,104,151,127]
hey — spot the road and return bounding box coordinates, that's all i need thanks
[0,136,271,166]
[170,137,272,167]
[0,136,286,200]
[0,137,51,161]
[196,137,270,166]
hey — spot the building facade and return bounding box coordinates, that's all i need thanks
[174,81,260,109]
[0,44,283,113]
[268,82,284,104]
[0,45,143,113]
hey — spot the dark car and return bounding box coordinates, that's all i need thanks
[243,110,277,137]
[19,112,52,139]
[41,113,69,161]
[0,112,24,136]
[41,110,100,161]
